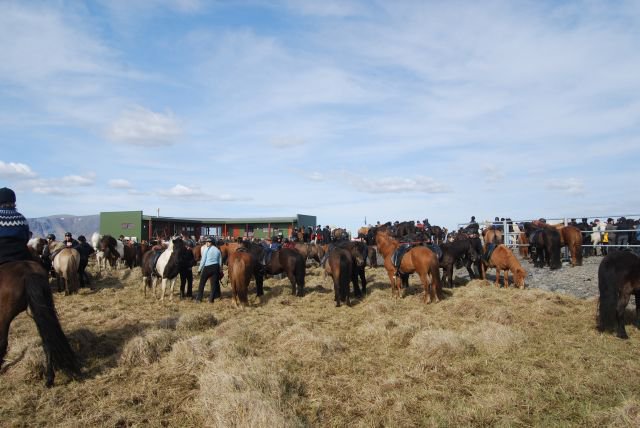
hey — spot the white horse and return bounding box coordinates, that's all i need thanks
[591,222,606,255]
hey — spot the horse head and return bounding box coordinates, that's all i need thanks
[514,267,527,289]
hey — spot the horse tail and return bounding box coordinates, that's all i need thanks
[24,271,79,377]
[295,254,306,294]
[428,252,443,299]
[338,252,351,302]
[232,256,249,304]
[597,254,623,332]
[548,230,562,270]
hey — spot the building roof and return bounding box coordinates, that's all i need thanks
[140,215,302,224]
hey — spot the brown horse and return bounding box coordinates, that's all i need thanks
[357,226,370,240]
[264,248,306,297]
[292,242,324,264]
[554,224,583,267]
[228,248,256,307]
[323,246,353,307]
[331,228,349,241]
[372,226,442,303]
[0,261,79,386]
[518,231,529,259]
[597,251,640,339]
[367,245,378,267]
[483,244,527,289]
[49,242,80,295]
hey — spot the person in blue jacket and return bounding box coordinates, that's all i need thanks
[194,237,222,303]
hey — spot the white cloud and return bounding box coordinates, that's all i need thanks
[158,184,250,202]
[0,161,37,178]
[109,178,133,189]
[32,186,70,195]
[283,0,363,17]
[107,106,182,146]
[345,174,451,194]
[545,178,585,195]
[159,184,204,198]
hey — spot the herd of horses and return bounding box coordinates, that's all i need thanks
[2,219,640,387]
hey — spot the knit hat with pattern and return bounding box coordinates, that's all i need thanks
[0,187,16,205]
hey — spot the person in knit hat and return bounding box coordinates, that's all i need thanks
[0,187,33,265]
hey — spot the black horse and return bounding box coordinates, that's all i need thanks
[597,251,640,339]
[524,223,561,270]
[439,238,480,288]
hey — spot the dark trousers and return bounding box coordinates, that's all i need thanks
[78,258,89,287]
[195,264,221,302]
[179,268,193,298]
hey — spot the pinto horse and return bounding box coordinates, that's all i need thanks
[0,261,79,386]
[597,251,640,339]
[483,244,527,289]
[140,237,184,301]
[323,246,353,307]
[369,226,442,303]
[554,224,583,266]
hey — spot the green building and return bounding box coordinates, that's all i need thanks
[99,211,316,242]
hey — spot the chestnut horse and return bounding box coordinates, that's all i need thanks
[369,226,442,303]
[0,261,79,386]
[554,224,583,266]
[483,244,527,289]
[482,227,503,252]
[597,251,640,339]
[323,246,353,307]
[228,248,256,307]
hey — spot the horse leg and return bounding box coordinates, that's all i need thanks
[616,291,631,339]
[446,265,454,288]
[387,271,399,298]
[333,275,341,307]
[169,278,176,302]
[633,291,640,329]
[504,269,509,289]
[0,313,11,370]
[495,268,501,288]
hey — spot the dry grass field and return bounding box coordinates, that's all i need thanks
[2,261,640,427]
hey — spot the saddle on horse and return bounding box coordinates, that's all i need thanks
[392,243,415,276]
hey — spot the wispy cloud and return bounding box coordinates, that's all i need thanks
[107,106,182,146]
[545,178,585,196]
[345,173,451,194]
[269,136,306,148]
[109,178,133,189]
[0,161,37,178]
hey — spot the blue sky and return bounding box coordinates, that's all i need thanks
[1,0,639,234]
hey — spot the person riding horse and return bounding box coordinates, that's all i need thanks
[465,216,480,236]
[0,187,32,265]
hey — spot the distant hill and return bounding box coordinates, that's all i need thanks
[27,214,99,239]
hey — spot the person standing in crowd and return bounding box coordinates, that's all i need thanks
[63,232,79,248]
[195,237,221,303]
[76,235,95,287]
[179,240,196,299]
[0,187,32,265]
[578,217,592,257]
